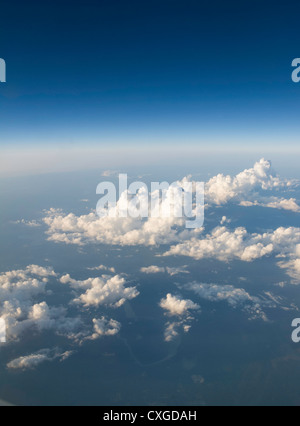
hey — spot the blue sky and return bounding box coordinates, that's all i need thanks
[0,0,300,150]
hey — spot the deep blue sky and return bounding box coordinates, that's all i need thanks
[0,0,300,148]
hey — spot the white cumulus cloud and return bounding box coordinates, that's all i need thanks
[41,160,299,251]
[205,158,298,211]
[164,226,300,284]
[91,317,121,338]
[160,293,200,316]
[60,273,139,308]
[159,294,200,342]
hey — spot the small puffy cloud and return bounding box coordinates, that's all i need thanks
[67,317,122,344]
[164,322,180,342]
[220,216,231,225]
[166,266,190,276]
[7,348,73,371]
[141,265,189,276]
[140,266,165,274]
[27,302,80,335]
[163,320,195,342]
[160,294,200,342]
[87,265,116,273]
[93,317,121,336]
[60,274,139,308]
[160,294,200,316]
[89,317,121,340]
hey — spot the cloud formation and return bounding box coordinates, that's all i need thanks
[160,294,200,316]
[87,265,116,273]
[205,158,299,211]
[1,266,128,367]
[91,317,121,338]
[40,160,299,252]
[164,226,300,283]
[183,282,291,321]
[7,348,73,370]
[0,265,83,345]
[140,266,165,274]
[140,265,189,276]
[159,294,200,342]
[278,243,300,284]
[43,208,189,247]
[60,273,139,308]
[163,226,274,262]
[65,316,122,344]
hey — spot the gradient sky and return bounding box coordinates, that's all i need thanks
[0,0,300,149]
